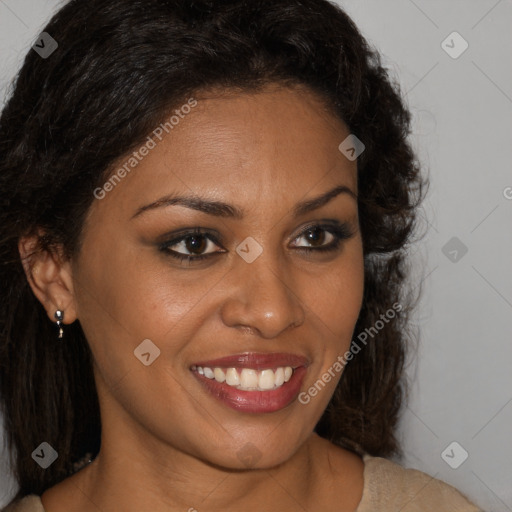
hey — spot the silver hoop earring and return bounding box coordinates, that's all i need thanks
[54,310,64,339]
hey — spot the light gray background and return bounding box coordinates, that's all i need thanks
[0,1,511,510]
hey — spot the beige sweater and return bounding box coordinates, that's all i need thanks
[3,454,483,511]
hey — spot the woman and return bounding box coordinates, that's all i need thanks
[0,0,483,510]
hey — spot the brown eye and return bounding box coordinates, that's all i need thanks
[180,234,210,255]
[295,226,334,248]
[291,223,353,253]
[159,222,354,265]
[160,229,226,263]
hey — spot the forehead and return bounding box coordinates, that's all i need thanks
[90,85,357,221]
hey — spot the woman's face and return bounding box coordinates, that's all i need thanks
[71,84,364,469]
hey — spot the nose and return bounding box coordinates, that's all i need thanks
[219,251,306,339]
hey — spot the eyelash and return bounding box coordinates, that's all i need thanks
[159,223,354,264]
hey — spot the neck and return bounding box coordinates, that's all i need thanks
[66,431,324,512]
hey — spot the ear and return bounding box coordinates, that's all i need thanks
[18,232,78,325]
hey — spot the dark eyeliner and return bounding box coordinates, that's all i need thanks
[158,221,355,264]
[158,228,225,264]
[302,224,354,249]
[293,222,355,254]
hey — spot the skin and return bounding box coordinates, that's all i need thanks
[20,84,365,512]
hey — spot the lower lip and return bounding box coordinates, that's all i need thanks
[193,367,307,414]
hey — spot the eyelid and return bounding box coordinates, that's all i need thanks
[160,220,352,247]
[158,220,355,263]
[291,220,354,241]
[156,226,222,244]
[159,229,225,253]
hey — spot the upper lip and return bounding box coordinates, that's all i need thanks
[192,352,309,370]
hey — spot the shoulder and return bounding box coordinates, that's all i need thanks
[2,496,44,512]
[357,454,483,512]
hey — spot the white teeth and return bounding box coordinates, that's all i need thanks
[195,366,295,391]
[240,369,259,389]
[203,367,214,379]
[274,367,285,387]
[225,367,240,386]
[214,368,226,383]
[258,369,275,390]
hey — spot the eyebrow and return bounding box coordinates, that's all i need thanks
[131,184,357,220]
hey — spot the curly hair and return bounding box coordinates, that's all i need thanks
[0,0,426,500]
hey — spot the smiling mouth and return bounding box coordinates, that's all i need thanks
[189,352,309,413]
[191,365,294,391]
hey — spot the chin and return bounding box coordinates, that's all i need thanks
[199,429,310,471]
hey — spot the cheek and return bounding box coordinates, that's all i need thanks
[307,239,364,340]
[72,241,197,382]
[301,239,364,395]
[74,234,241,390]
